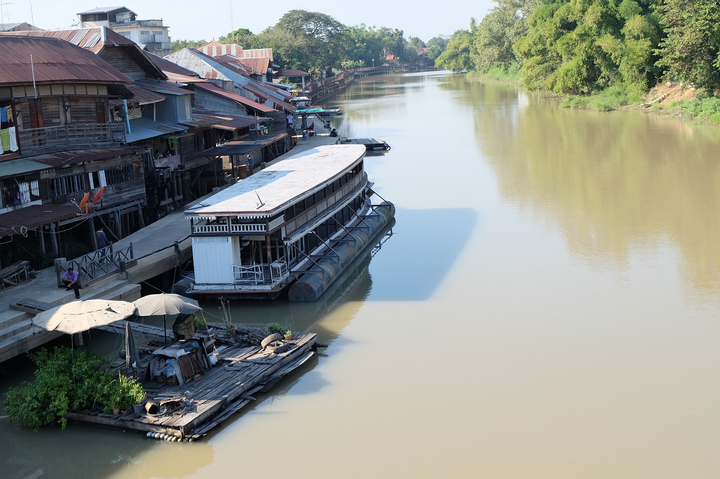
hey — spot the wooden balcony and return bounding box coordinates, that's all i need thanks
[18,122,126,156]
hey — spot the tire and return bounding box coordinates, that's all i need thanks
[265,341,290,354]
[261,333,282,349]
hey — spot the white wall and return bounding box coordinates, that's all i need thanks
[192,236,239,284]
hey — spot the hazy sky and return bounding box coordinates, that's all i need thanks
[2,0,495,42]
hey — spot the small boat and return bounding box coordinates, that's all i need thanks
[338,137,391,151]
[316,108,344,117]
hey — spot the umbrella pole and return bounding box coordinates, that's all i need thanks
[163,315,167,344]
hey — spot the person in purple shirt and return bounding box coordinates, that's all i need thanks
[62,267,80,299]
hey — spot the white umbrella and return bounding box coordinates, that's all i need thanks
[32,299,137,335]
[133,293,201,343]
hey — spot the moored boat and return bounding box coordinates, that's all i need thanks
[184,144,394,300]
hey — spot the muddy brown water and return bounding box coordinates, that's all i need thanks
[2,72,720,478]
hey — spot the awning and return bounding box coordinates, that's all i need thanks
[0,158,51,179]
[125,118,188,143]
[197,132,288,157]
[0,204,79,238]
[182,111,261,131]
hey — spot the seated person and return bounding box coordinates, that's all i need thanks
[330,128,338,137]
[62,267,81,299]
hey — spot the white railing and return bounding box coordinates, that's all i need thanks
[193,223,228,234]
[233,264,264,284]
[270,260,289,283]
[229,223,267,234]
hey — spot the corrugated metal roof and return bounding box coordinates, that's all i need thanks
[194,82,275,113]
[125,118,188,143]
[281,68,309,77]
[0,204,80,238]
[185,108,265,130]
[216,55,270,76]
[1,28,167,79]
[109,83,166,106]
[186,144,365,219]
[0,158,51,179]
[27,146,138,168]
[134,78,193,96]
[0,36,132,85]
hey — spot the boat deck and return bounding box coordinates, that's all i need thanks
[64,332,317,441]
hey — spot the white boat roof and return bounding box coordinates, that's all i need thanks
[185,144,367,219]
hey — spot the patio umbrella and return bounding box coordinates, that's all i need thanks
[133,293,201,344]
[32,299,137,335]
[125,320,140,374]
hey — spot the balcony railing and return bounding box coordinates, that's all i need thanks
[18,123,126,156]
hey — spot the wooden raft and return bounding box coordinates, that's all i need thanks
[65,332,317,441]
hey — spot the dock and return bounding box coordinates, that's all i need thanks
[65,332,318,441]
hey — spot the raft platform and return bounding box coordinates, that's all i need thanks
[64,332,317,441]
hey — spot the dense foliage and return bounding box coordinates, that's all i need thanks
[433,0,720,102]
[2,347,145,430]
[178,10,444,78]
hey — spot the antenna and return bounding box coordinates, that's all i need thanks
[255,191,264,209]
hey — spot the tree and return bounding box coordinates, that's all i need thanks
[655,0,720,94]
[473,0,537,72]
[275,10,348,74]
[171,39,207,52]
[435,27,475,72]
[426,36,449,61]
[219,28,258,48]
[514,0,661,95]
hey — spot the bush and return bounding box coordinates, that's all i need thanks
[2,346,145,429]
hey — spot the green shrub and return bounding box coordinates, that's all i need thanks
[2,347,145,429]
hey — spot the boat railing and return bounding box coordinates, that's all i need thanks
[193,223,228,234]
[229,223,268,234]
[194,217,284,235]
[270,260,288,283]
[233,264,264,284]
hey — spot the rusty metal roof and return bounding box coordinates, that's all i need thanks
[28,146,138,168]
[186,108,265,130]
[215,55,270,76]
[0,28,166,79]
[109,83,166,107]
[0,35,132,85]
[281,68,309,77]
[134,78,193,96]
[195,82,275,113]
[0,204,80,238]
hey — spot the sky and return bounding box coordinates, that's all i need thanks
[2,0,495,43]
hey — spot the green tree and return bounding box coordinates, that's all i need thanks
[473,0,537,72]
[275,10,348,75]
[426,36,449,61]
[515,0,661,95]
[171,39,207,52]
[219,28,258,48]
[345,24,386,67]
[655,0,720,94]
[435,26,476,72]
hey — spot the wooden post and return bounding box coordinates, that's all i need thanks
[113,211,122,239]
[89,218,98,250]
[39,225,46,254]
[137,204,145,228]
[50,223,59,256]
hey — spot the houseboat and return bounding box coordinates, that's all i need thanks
[184,144,394,301]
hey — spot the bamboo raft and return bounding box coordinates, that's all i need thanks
[65,332,317,441]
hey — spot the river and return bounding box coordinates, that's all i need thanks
[2,71,720,478]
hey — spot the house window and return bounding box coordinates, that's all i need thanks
[52,173,87,197]
[105,163,134,186]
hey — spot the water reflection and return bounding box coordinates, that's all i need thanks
[461,79,720,298]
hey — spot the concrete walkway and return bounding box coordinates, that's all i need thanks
[0,128,339,363]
